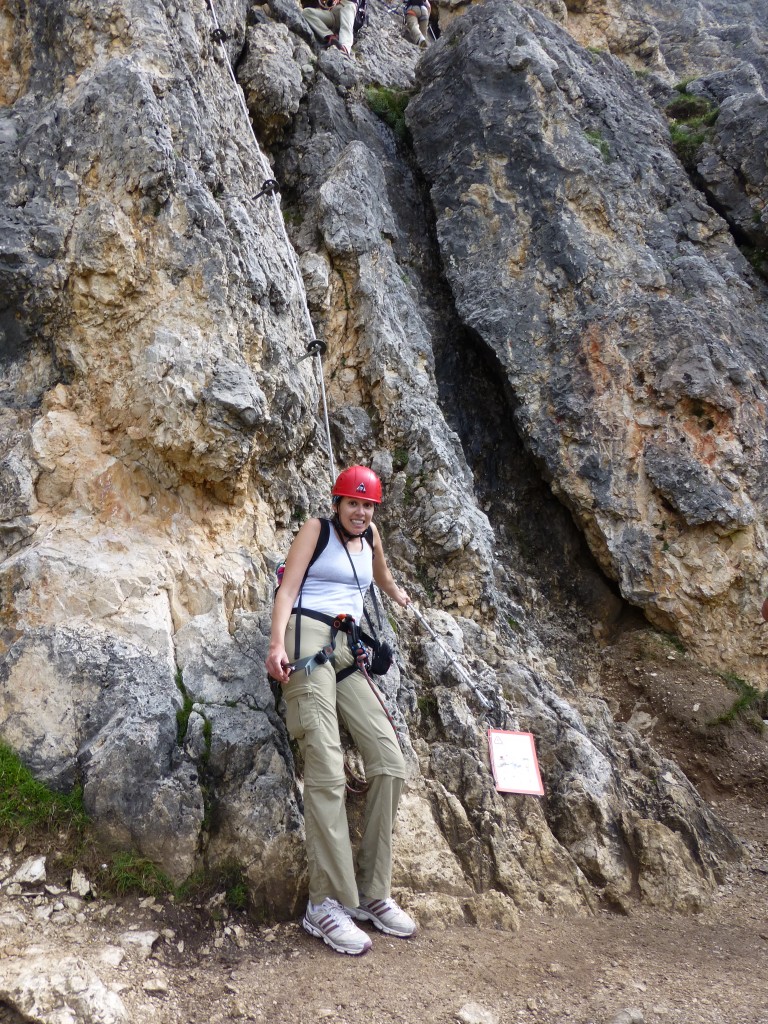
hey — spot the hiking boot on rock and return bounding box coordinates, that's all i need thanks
[346,895,417,937]
[303,898,373,955]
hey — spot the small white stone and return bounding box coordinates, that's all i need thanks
[100,945,127,967]
[610,1009,645,1024]
[456,1001,499,1024]
[70,868,92,897]
[12,856,47,886]
[142,976,169,996]
[118,930,160,958]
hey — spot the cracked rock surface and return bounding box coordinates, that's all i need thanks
[1,0,767,944]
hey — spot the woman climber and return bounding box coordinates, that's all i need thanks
[265,465,416,955]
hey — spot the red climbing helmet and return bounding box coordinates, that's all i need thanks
[332,465,382,504]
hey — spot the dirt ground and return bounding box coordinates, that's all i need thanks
[2,627,768,1024]
[120,796,768,1024]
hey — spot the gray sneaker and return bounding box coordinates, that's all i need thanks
[347,896,417,938]
[303,898,373,955]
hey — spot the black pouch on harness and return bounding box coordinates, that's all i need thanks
[369,638,394,676]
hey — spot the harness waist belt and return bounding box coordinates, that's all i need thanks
[290,607,376,647]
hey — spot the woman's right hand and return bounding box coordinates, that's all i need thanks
[266,644,293,685]
[265,518,323,686]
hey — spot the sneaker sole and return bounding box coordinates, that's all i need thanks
[302,915,372,955]
[348,907,416,938]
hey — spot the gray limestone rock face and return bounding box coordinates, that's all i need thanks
[239,21,310,145]
[0,626,203,883]
[0,955,128,1024]
[269,0,743,917]
[635,0,768,86]
[407,0,768,679]
[688,69,768,253]
[0,0,757,924]
[173,608,308,917]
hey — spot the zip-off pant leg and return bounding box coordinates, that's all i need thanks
[302,1,356,50]
[302,5,336,44]
[404,5,429,44]
[334,649,406,899]
[336,0,356,50]
[283,616,406,907]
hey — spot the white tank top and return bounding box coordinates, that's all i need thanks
[298,522,373,620]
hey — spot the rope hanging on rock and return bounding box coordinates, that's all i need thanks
[204,0,337,487]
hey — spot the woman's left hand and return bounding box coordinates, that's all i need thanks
[391,586,411,608]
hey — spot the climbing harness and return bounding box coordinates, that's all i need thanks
[290,643,336,677]
[337,615,398,732]
[204,0,337,485]
[288,609,399,736]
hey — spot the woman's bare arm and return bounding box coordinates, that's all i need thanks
[265,518,322,683]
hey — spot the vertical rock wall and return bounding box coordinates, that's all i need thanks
[408,0,768,682]
[1,0,760,919]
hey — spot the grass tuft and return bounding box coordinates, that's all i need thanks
[742,244,768,277]
[100,852,175,898]
[653,630,686,655]
[393,446,410,472]
[175,668,195,744]
[585,129,611,162]
[665,89,719,171]
[178,860,251,913]
[364,86,412,142]
[710,673,766,732]
[0,743,88,836]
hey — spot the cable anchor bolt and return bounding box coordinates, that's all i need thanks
[253,179,279,200]
[211,27,228,42]
[297,338,328,362]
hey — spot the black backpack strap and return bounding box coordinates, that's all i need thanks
[294,518,331,660]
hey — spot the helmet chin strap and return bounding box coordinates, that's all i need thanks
[333,512,365,540]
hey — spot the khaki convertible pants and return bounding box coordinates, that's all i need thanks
[302,0,357,51]
[284,615,407,908]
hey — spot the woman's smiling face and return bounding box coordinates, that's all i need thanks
[336,496,376,536]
